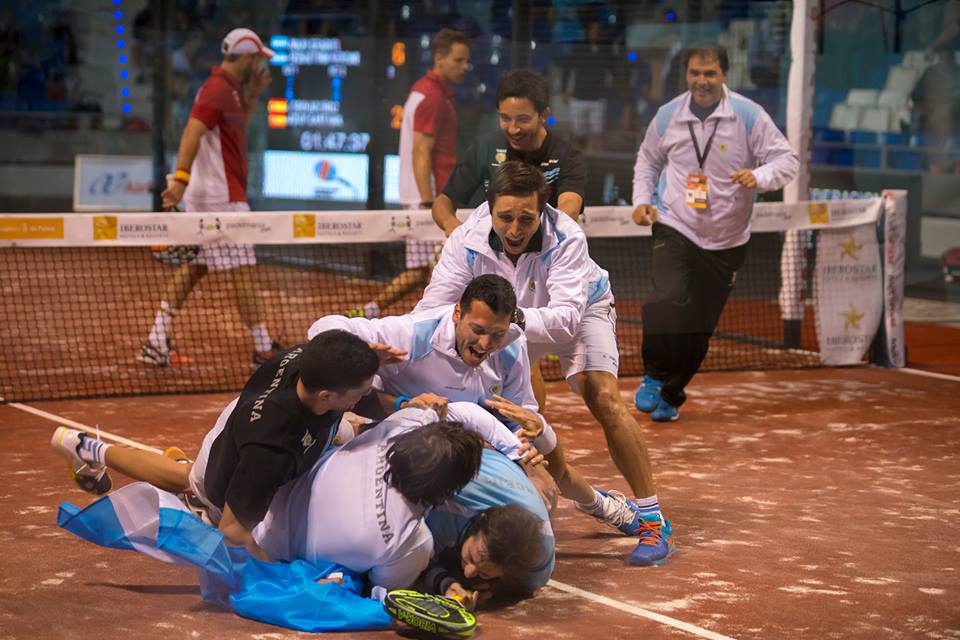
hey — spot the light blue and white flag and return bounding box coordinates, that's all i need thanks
[57,482,392,633]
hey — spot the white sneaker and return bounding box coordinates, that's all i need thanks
[51,427,112,495]
[574,489,643,536]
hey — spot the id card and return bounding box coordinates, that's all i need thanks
[686,173,707,209]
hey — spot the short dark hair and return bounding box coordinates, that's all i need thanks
[300,330,379,392]
[496,69,550,114]
[683,42,729,74]
[471,504,546,593]
[486,160,551,214]
[460,274,516,318]
[433,28,468,57]
[385,422,483,507]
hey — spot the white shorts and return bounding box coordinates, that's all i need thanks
[569,98,606,136]
[406,239,443,269]
[187,396,240,524]
[528,298,620,381]
[183,200,256,272]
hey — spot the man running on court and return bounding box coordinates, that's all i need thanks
[415,161,672,566]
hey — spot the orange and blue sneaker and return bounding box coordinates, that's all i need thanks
[651,397,679,422]
[627,515,673,566]
[634,375,663,412]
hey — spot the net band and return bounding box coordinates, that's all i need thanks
[0,196,906,402]
[0,198,884,247]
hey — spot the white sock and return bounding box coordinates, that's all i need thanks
[634,494,662,523]
[147,301,176,351]
[77,434,111,466]
[576,490,606,516]
[250,323,273,353]
[363,301,381,319]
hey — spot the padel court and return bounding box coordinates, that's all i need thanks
[2,364,958,639]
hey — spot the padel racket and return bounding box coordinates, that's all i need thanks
[383,589,476,638]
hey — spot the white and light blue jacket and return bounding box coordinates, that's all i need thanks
[632,86,799,250]
[307,305,555,453]
[415,201,613,347]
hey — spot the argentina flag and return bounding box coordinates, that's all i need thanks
[57,482,392,632]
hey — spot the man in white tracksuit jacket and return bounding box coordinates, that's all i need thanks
[414,164,672,567]
[631,43,799,422]
[309,274,647,544]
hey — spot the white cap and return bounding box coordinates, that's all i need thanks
[221,28,275,58]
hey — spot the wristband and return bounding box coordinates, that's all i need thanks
[395,395,411,411]
[174,168,191,185]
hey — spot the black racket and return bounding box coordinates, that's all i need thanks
[383,589,477,638]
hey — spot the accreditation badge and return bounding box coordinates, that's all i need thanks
[686,172,708,209]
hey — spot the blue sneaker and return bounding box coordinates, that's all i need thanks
[627,515,673,566]
[634,375,663,412]
[575,489,642,536]
[651,397,679,422]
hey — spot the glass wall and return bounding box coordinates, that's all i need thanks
[1,0,958,279]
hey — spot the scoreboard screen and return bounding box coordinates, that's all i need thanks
[263,35,412,205]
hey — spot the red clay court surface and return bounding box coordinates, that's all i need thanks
[2,364,959,639]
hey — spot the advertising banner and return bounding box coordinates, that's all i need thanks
[814,223,883,365]
[73,155,154,212]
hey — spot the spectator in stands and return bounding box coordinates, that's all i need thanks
[560,9,614,150]
[348,28,470,321]
[911,43,960,173]
[630,43,799,422]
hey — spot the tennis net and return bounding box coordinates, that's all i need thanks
[0,194,905,401]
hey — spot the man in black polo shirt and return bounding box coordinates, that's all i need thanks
[51,329,387,561]
[432,69,587,236]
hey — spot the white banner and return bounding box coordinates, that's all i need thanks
[73,155,154,212]
[0,198,886,247]
[814,223,884,365]
[881,189,907,367]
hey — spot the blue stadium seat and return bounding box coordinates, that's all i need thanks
[881,132,907,145]
[888,149,923,171]
[814,127,846,142]
[849,130,878,144]
[829,147,856,166]
[811,145,831,165]
[854,147,882,167]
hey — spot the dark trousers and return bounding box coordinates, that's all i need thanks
[641,223,747,407]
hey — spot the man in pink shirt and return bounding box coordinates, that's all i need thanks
[140,28,282,369]
[350,28,470,320]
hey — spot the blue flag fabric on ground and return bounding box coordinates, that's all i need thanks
[57,482,393,632]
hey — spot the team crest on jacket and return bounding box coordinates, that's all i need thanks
[528,280,536,292]
[489,383,501,395]
[494,149,507,163]
[301,431,315,451]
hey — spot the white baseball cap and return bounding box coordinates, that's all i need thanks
[221,28,275,58]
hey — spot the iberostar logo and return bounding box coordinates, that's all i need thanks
[840,236,862,261]
[808,202,829,225]
[293,213,316,238]
[841,305,865,330]
[93,215,118,240]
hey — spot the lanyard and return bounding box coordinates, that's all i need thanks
[688,120,720,172]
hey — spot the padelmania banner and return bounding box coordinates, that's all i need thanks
[814,223,883,365]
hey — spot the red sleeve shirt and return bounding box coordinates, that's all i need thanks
[185,67,249,204]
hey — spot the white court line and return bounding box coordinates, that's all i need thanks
[897,367,960,383]
[5,396,735,639]
[1,397,163,453]
[547,579,737,640]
